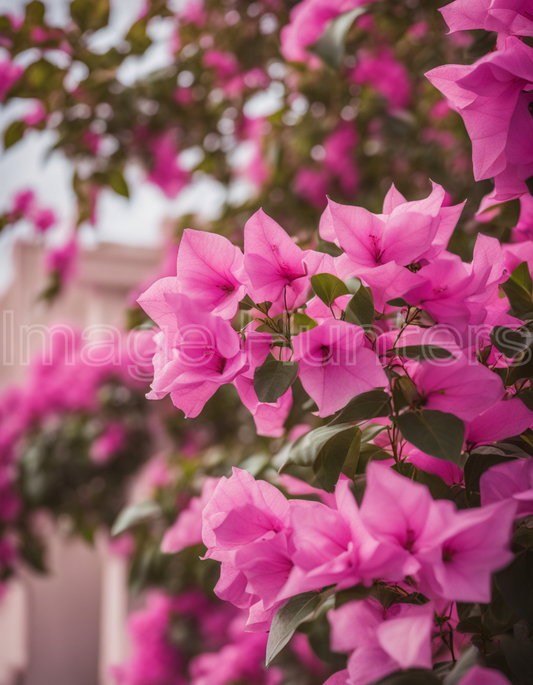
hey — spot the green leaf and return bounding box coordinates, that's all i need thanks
[108,169,130,198]
[254,354,299,403]
[392,376,421,412]
[313,426,361,492]
[345,286,374,327]
[25,1,45,24]
[499,622,533,684]
[395,410,465,463]
[501,261,533,320]
[266,591,323,666]
[328,388,391,426]
[356,443,392,474]
[308,7,367,69]
[463,449,515,499]
[415,468,450,499]
[455,616,483,634]
[310,273,350,307]
[293,312,318,332]
[508,345,533,384]
[335,584,374,608]
[112,500,161,536]
[372,670,441,685]
[4,120,26,149]
[70,0,110,32]
[490,326,530,358]
[387,298,408,307]
[387,345,455,361]
[496,549,533,626]
[283,423,356,469]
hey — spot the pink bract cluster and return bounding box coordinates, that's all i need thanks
[139,177,533,681]
[427,0,533,205]
[113,588,323,685]
[0,330,153,580]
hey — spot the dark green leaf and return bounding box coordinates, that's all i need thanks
[490,326,530,358]
[108,169,130,198]
[415,468,450,499]
[392,376,421,412]
[4,120,26,149]
[266,591,323,666]
[335,584,374,608]
[496,550,533,626]
[112,500,161,536]
[71,0,110,32]
[501,261,533,320]
[508,345,533,384]
[309,7,367,68]
[254,354,299,403]
[395,410,465,463]
[373,669,441,685]
[283,423,356,469]
[345,286,374,327]
[25,1,45,24]
[387,298,409,307]
[293,312,318,332]
[356,443,391,474]
[499,622,533,684]
[455,616,483,634]
[464,450,515,498]
[387,345,455,361]
[313,426,361,492]
[310,273,350,307]
[328,389,391,426]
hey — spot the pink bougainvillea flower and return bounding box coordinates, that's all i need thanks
[426,37,533,202]
[359,463,438,577]
[90,422,127,465]
[137,289,247,417]
[162,477,220,553]
[202,468,293,630]
[45,238,78,283]
[323,121,360,196]
[147,131,190,198]
[232,330,292,438]
[325,181,463,266]
[466,396,533,445]
[0,60,23,102]
[280,476,407,599]
[202,467,291,564]
[243,209,319,314]
[481,457,533,517]
[234,376,292,438]
[292,319,388,417]
[416,499,516,602]
[513,194,533,241]
[176,229,247,319]
[350,47,411,110]
[328,598,434,685]
[403,234,506,333]
[409,355,504,422]
[31,207,57,233]
[280,0,375,66]
[440,0,533,38]
[326,182,464,309]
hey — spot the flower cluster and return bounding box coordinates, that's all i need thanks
[113,588,325,685]
[139,169,533,682]
[427,0,533,206]
[0,330,153,583]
